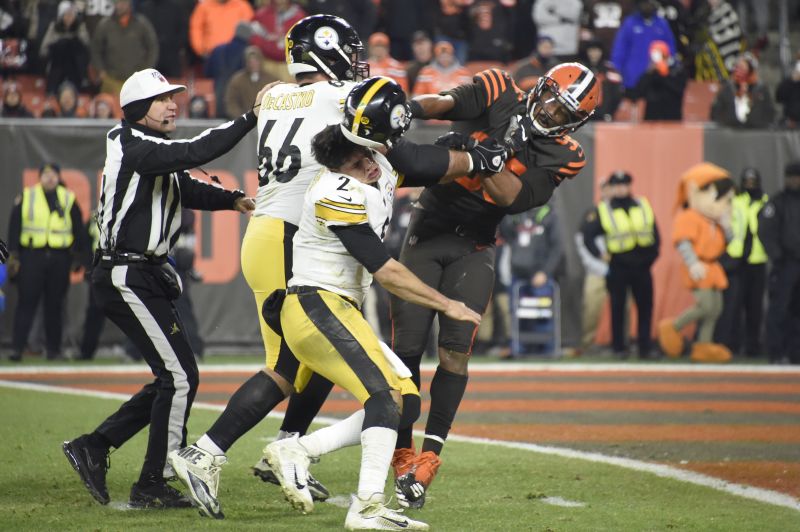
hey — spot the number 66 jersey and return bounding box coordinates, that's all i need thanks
[290,151,399,307]
[254,80,355,225]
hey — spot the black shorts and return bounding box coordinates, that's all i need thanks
[390,213,495,356]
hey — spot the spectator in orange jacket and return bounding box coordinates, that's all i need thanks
[412,40,472,97]
[189,0,254,59]
[367,32,409,92]
[658,162,735,363]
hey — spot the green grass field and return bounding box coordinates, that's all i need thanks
[1,386,799,531]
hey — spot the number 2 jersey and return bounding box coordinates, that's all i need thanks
[254,80,355,225]
[417,68,587,243]
[289,150,399,306]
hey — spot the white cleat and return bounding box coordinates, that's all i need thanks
[262,434,314,514]
[168,444,227,519]
[345,493,429,530]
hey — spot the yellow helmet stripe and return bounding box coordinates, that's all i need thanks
[351,77,390,136]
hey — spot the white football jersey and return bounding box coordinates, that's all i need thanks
[254,80,355,224]
[289,150,399,305]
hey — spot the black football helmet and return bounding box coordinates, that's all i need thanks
[341,76,411,149]
[285,14,369,81]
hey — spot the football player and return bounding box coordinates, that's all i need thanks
[260,77,480,530]
[167,73,504,520]
[387,63,600,508]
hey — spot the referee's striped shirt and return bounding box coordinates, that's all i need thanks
[97,111,256,256]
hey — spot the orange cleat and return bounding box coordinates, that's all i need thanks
[394,451,442,509]
[391,447,417,479]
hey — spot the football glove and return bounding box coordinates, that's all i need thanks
[0,238,7,264]
[435,131,476,151]
[467,137,507,174]
[505,115,534,156]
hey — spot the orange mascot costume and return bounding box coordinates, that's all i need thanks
[658,163,734,363]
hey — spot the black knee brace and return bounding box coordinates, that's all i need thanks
[363,389,400,430]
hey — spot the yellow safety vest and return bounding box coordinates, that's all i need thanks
[726,192,767,264]
[20,184,75,249]
[597,197,655,254]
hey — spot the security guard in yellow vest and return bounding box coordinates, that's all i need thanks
[582,171,660,358]
[714,168,768,357]
[6,163,87,361]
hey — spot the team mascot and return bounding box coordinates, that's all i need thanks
[658,162,734,363]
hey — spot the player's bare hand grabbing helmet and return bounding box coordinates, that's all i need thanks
[341,76,412,148]
[527,62,600,137]
[285,14,369,81]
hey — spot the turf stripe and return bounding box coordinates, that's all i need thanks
[2,378,799,513]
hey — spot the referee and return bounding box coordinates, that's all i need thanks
[62,68,269,508]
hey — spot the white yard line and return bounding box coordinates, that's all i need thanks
[2,368,800,513]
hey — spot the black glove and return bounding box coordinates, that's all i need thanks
[0,239,7,264]
[408,99,425,119]
[435,131,477,151]
[467,137,507,174]
[505,115,533,155]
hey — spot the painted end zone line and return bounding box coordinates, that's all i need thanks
[2,379,799,513]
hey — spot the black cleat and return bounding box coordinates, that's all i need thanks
[252,457,330,502]
[128,481,193,509]
[395,472,426,509]
[62,436,110,505]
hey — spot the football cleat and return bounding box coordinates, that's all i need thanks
[261,434,314,514]
[345,493,429,530]
[390,447,416,479]
[395,451,441,509]
[253,456,330,502]
[62,435,110,505]
[168,445,227,519]
[128,481,193,509]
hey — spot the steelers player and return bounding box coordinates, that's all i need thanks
[388,63,600,509]
[168,73,505,521]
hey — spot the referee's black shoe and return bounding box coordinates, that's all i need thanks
[62,436,110,505]
[128,481,193,509]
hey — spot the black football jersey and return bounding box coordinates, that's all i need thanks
[417,68,586,242]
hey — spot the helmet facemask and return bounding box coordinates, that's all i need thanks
[527,76,593,137]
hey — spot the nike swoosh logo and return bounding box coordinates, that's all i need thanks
[378,516,409,528]
[338,195,353,202]
[294,470,306,490]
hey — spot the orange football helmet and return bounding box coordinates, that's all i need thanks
[527,62,599,137]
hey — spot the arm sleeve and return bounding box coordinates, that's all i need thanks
[122,111,257,175]
[178,172,245,211]
[506,166,557,214]
[331,224,391,274]
[438,70,513,121]
[386,138,450,187]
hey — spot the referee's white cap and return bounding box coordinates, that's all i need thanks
[120,69,186,107]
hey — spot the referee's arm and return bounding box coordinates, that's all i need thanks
[179,173,244,211]
[124,110,258,175]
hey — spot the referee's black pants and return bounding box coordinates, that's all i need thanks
[12,247,71,358]
[90,263,199,483]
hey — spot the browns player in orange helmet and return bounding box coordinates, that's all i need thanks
[384,62,599,510]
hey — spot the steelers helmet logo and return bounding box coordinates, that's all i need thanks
[389,104,408,130]
[314,26,339,50]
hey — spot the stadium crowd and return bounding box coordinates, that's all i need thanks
[2,0,800,366]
